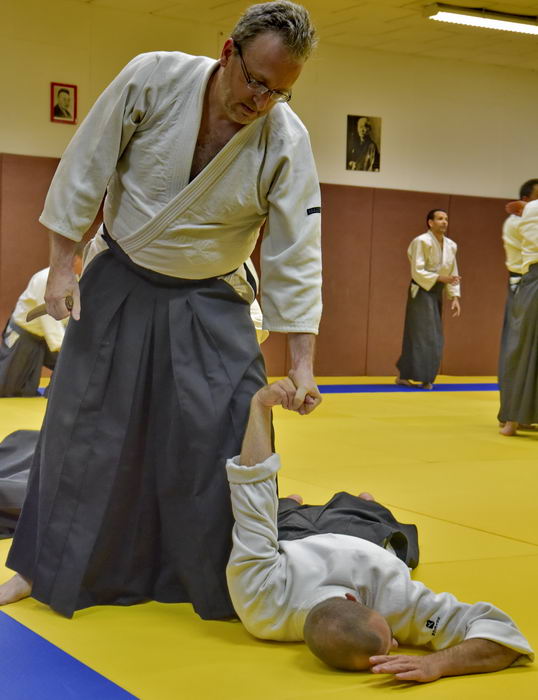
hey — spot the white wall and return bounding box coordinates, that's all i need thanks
[2,0,538,199]
[295,42,538,198]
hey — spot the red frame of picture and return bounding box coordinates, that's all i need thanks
[50,82,77,124]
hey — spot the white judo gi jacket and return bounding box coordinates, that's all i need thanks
[39,51,322,334]
[408,231,460,299]
[10,268,67,352]
[225,453,533,665]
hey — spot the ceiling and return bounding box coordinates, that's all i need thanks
[70,1,538,71]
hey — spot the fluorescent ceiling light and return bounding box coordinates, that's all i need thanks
[424,3,538,35]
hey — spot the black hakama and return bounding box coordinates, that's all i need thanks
[396,281,444,385]
[277,493,419,569]
[497,273,522,389]
[0,322,58,397]
[0,430,38,537]
[498,263,538,424]
[7,239,266,619]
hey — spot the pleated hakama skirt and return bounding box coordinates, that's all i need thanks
[498,263,538,425]
[7,245,266,619]
[396,281,444,385]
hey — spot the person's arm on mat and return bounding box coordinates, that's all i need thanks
[370,638,520,683]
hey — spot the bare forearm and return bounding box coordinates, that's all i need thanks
[46,230,81,320]
[49,230,78,270]
[239,380,298,465]
[371,639,521,683]
[433,639,520,678]
[240,397,272,467]
[287,332,315,372]
[286,333,321,414]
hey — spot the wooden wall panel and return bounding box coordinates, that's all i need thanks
[442,194,507,375]
[0,154,58,325]
[366,189,450,375]
[314,184,374,375]
[259,332,287,376]
[0,152,512,377]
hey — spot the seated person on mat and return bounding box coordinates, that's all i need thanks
[0,254,82,397]
[225,378,533,682]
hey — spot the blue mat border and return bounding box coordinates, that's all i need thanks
[318,383,498,394]
[0,611,136,699]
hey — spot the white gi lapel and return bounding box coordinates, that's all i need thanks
[428,230,442,271]
[118,121,262,256]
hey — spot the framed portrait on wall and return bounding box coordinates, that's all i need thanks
[50,82,77,124]
[346,115,381,172]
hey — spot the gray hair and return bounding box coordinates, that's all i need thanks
[231,2,317,61]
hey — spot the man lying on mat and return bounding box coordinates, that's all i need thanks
[225,378,533,682]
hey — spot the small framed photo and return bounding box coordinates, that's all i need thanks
[346,115,381,172]
[50,82,77,124]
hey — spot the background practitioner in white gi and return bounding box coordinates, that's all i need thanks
[226,377,533,682]
[0,255,82,398]
[0,2,322,619]
[498,178,538,398]
[396,209,461,390]
[499,196,538,436]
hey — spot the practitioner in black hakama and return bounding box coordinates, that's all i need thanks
[0,4,323,617]
[499,198,538,436]
[396,210,461,390]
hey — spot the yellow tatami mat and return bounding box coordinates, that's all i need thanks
[0,377,536,698]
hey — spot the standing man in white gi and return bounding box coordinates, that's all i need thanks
[0,2,322,619]
[498,178,538,390]
[226,378,533,680]
[396,210,461,390]
[499,195,538,435]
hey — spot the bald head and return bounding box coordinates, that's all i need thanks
[303,597,391,671]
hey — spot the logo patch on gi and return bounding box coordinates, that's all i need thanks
[426,616,440,636]
[307,207,321,215]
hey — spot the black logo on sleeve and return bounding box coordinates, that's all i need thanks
[426,616,440,636]
[307,207,321,215]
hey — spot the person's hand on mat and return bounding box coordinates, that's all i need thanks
[370,653,443,683]
[288,368,322,415]
[255,378,298,410]
[451,297,461,317]
[45,265,81,321]
[370,639,520,683]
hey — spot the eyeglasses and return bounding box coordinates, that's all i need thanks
[234,41,292,104]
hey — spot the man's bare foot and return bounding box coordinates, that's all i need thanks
[395,378,414,387]
[0,574,32,605]
[358,492,375,501]
[421,382,433,390]
[285,494,303,504]
[519,424,536,431]
[500,421,518,436]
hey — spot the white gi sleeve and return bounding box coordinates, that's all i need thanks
[520,200,538,272]
[259,129,322,335]
[408,238,439,291]
[39,53,164,241]
[395,578,533,664]
[225,453,289,637]
[446,244,460,298]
